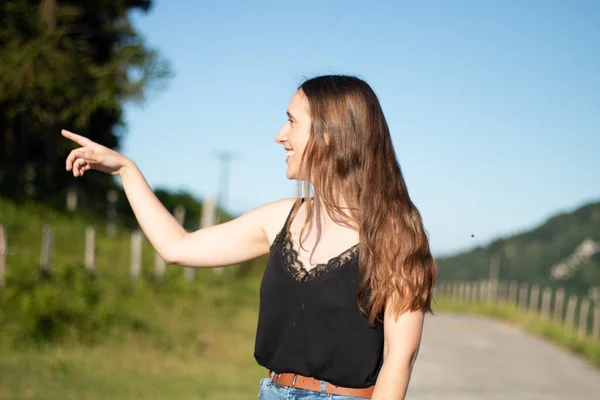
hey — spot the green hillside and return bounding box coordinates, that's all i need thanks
[436,200,600,298]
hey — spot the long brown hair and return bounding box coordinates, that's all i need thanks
[291,75,436,325]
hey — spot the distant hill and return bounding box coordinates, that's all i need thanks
[436,201,600,299]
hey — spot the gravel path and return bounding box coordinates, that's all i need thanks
[406,313,600,400]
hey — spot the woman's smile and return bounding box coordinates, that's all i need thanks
[285,150,295,162]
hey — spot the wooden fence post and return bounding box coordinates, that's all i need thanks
[154,253,166,281]
[565,295,578,332]
[183,265,195,282]
[130,230,143,281]
[578,298,590,338]
[489,279,499,304]
[518,283,529,311]
[593,307,600,343]
[470,282,478,303]
[498,281,508,304]
[480,280,488,303]
[459,282,467,302]
[106,190,118,237]
[528,284,540,314]
[452,282,459,301]
[541,287,552,319]
[508,280,518,307]
[66,186,78,211]
[85,226,95,275]
[40,225,53,277]
[554,288,565,321]
[468,282,476,302]
[465,282,471,302]
[0,225,6,288]
[173,204,195,282]
[472,281,480,303]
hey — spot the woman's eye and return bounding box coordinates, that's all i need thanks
[288,119,293,124]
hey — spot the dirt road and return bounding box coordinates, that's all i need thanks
[406,313,600,400]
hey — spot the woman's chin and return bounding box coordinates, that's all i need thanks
[285,168,298,180]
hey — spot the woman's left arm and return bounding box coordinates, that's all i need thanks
[370,308,425,400]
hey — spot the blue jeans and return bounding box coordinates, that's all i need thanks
[258,377,366,400]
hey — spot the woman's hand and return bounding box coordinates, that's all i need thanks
[62,129,134,177]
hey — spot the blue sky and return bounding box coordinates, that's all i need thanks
[122,0,600,256]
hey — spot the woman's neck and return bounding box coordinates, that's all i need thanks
[309,192,358,230]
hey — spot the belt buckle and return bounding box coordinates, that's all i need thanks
[274,373,281,388]
[272,373,298,389]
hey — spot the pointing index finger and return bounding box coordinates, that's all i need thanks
[62,129,94,147]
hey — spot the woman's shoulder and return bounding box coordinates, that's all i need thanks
[262,197,297,217]
[257,197,298,242]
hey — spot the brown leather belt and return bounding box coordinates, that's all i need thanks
[269,371,374,399]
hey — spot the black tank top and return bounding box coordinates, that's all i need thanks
[253,201,384,388]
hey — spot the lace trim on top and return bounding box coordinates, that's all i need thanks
[273,230,359,282]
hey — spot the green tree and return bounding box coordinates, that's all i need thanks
[0,0,170,215]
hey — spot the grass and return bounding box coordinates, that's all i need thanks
[0,269,269,400]
[0,311,266,400]
[0,196,269,399]
[434,297,600,369]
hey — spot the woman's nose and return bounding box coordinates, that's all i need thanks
[274,128,287,144]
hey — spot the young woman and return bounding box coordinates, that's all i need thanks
[62,75,436,400]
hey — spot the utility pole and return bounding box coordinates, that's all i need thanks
[214,151,236,224]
